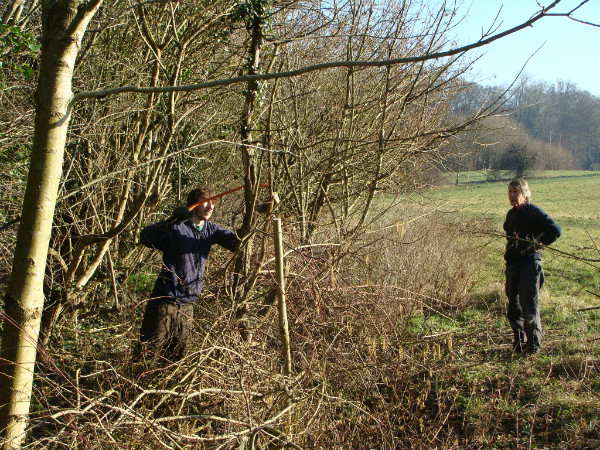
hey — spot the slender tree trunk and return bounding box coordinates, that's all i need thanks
[232,14,262,287]
[0,2,102,449]
[273,218,291,376]
[231,13,265,339]
[238,16,263,238]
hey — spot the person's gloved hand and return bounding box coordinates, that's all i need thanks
[521,235,544,255]
[255,192,280,214]
[169,206,193,223]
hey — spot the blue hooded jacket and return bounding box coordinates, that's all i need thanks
[140,219,240,304]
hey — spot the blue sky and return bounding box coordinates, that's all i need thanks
[451,0,600,96]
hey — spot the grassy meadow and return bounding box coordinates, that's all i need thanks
[426,170,600,299]
[401,170,600,449]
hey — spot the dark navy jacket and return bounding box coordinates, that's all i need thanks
[503,202,561,263]
[140,219,240,305]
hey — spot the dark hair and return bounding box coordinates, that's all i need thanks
[186,187,215,207]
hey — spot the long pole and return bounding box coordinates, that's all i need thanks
[273,218,292,376]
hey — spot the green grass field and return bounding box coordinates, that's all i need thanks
[424,171,600,301]
[404,171,600,449]
[441,169,600,185]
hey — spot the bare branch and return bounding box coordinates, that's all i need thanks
[72,0,564,103]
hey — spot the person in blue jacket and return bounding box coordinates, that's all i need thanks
[504,178,561,355]
[137,187,240,361]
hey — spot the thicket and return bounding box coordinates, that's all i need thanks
[26,204,488,449]
[1,0,598,449]
[0,0,490,345]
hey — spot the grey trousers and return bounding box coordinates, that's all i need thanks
[505,260,544,350]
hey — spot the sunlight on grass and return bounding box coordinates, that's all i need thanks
[395,171,600,449]
[420,171,600,302]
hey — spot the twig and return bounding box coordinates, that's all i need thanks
[578,305,600,312]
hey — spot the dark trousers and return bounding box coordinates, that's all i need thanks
[505,260,544,350]
[139,297,193,361]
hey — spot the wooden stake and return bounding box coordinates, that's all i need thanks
[273,218,292,376]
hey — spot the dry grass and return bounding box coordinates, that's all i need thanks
[8,199,600,450]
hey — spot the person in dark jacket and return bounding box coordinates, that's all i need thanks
[137,187,240,361]
[504,178,561,354]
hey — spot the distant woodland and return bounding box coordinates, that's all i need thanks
[450,79,600,173]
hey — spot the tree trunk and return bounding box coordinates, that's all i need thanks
[238,15,263,239]
[0,2,102,449]
[231,12,265,339]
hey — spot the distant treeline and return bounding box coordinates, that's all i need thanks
[450,79,600,172]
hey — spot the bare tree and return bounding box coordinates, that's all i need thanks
[0,0,589,448]
[0,3,103,448]
[37,0,244,341]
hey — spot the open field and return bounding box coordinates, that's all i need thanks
[422,171,600,299]
[441,169,600,185]
[397,171,600,449]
